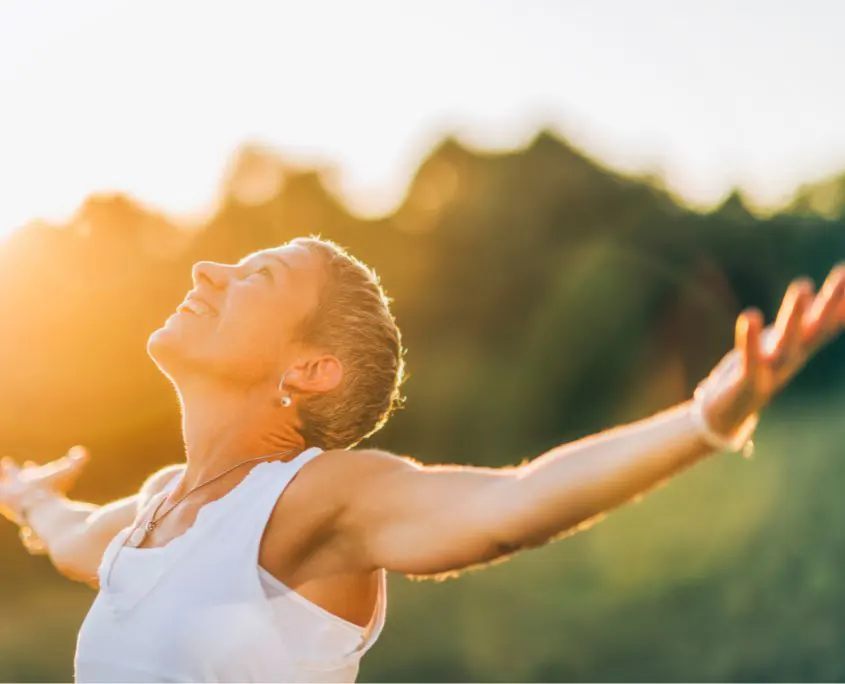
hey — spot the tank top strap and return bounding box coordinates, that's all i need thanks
[183,445,326,535]
[143,446,387,673]
[229,446,327,553]
[238,447,389,669]
[288,445,326,474]
[147,446,326,560]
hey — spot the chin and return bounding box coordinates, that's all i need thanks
[147,313,260,386]
[147,316,198,377]
[147,326,177,374]
[147,318,232,386]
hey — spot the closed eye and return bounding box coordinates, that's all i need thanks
[248,266,274,282]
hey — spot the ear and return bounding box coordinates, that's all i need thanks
[288,354,344,395]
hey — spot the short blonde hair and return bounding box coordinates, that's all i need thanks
[290,236,407,450]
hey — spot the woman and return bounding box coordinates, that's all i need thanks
[1,236,843,683]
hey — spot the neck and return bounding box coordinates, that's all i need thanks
[175,375,306,490]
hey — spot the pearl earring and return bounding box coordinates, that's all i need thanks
[278,370,293,408]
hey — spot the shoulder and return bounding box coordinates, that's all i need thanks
[273,448,420,518]
[295,449,425,523]
[309,448,422,489]
[261,448,422,572]
[138,463,185,504]
[264,448,425,542]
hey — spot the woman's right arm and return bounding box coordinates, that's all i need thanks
[24,492,142,584]
[1,452,184,586]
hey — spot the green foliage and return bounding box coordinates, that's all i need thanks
[1,132,844,681]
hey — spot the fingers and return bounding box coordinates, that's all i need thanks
[1,457,19,478]
[38,446,91,490]
[737,308,763,382]
[840,279,845,322]
[57,446,89,472]
[804,264,845,345]
[52,446,87,465]
[4,446,91,489]
[67,445,89,463]
[770,278,814,364]
[0,447,91,494]
[715,267,844,415]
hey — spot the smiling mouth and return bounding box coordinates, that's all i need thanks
[177,299,217,317]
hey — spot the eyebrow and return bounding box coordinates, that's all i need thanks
[240,253,291,270]
[265,254,291,270]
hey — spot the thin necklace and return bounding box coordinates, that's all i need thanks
[105,448,300,587]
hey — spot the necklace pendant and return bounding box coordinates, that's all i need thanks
[145,521,157,533]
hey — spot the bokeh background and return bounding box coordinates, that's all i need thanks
[2,0,845,681]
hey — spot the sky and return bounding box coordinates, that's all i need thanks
[0,0,844,234]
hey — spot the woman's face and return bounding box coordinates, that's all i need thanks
[148,241,325,386]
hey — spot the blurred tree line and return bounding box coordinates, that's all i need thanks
[1,130,844,682]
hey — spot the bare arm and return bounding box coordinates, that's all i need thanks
[0,452,184,585]
[338,268,845,577]
[27,493,141,584]
[340,401,711,576]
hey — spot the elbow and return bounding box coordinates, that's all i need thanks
[481,483,540,559]
[474,474,592,563]
[491,536,531,559]
[488,479,588,557]
[487,508,551,560]
[491,526,552,558]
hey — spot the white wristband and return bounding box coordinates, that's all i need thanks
[690,386,759,458]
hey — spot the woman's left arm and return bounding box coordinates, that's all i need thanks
[336,268,845,578]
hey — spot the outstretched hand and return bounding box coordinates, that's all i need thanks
[0,446,90,523]
[699,265,845,440]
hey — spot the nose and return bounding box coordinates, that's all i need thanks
[192,261,230,290]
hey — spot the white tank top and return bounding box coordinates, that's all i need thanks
[74,447,387,683]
